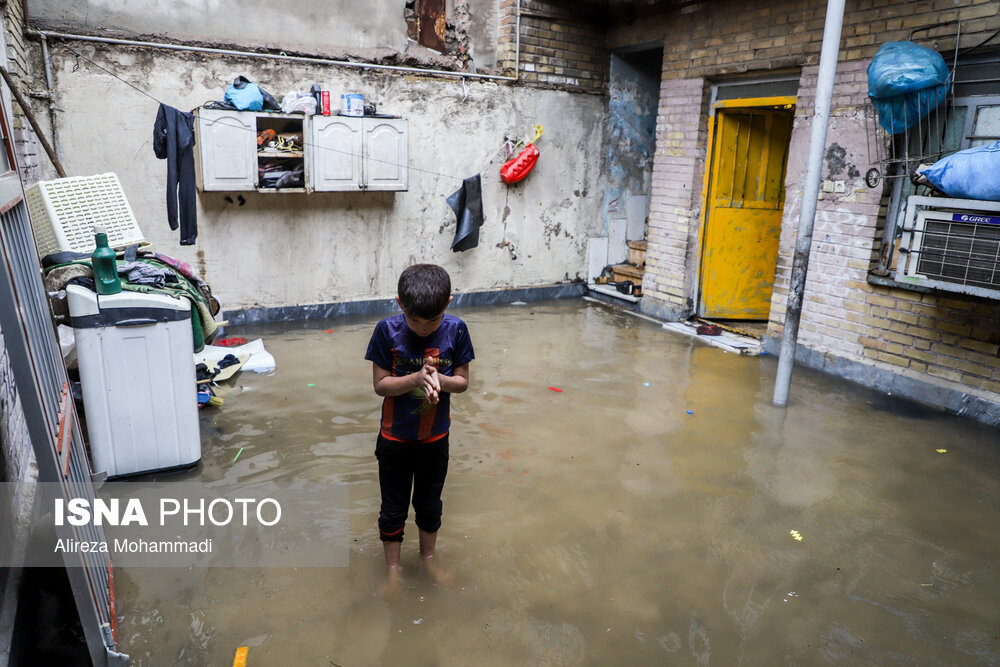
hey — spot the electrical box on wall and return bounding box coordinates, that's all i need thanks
[193,109,408,193]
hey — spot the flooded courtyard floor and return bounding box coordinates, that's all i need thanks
[117,299,1000,665]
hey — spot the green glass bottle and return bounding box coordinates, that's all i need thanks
[91,225,121,295]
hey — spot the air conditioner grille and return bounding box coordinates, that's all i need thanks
[915,218,1000,290]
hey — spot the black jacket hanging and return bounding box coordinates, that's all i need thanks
[153,104,198,245]
[448,174,484,252]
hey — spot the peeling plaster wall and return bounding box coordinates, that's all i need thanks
[465,0,500,70]
[605,54,657,197]
[29,0,501,69]
[39,46,606,310]
[29,0,410,53]
[599,52,659,266]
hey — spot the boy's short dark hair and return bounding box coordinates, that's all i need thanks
[397,264,452,319]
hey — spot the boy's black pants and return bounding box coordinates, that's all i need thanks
[375,433,449,542]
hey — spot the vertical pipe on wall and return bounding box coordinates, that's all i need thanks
[39,33,62,162]
[772,0,846,406]
[515,0,522,80]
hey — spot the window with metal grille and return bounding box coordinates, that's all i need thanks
[878,49,1000,299]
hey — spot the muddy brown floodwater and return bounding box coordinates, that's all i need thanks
[116,300,1000,665]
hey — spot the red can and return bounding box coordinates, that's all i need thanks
[321,91,331,116]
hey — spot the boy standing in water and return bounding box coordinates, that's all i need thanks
[365,264,474,593]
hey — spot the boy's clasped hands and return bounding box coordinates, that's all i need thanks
[415,359,441,404]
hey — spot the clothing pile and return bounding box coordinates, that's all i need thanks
[43,249,220,352]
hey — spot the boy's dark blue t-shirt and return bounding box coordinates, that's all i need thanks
[365,313,475,442]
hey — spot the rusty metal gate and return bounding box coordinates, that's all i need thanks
[0,108,128,663]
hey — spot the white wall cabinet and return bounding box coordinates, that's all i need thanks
[310,116,408,192]
[194,109,408,193]
[310,116,362,191]
[194,109,257,191]
[361,119,408,191]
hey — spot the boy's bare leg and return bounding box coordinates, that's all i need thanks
[419,529,454,586]
[381,541,403,599]
[384,540,402,567]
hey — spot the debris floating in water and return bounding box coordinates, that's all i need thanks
[511,301,527,306]
[643,382,650,387]
[548,386,563,393]
[233,645,249,667]
[686,410,694,415]
[216,337,248,347]
[307,383,316,387]
[325,329,332,333]
[233,447,244,463]
[936,448,947,453]
[789,529,803,541]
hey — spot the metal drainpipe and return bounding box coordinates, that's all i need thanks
[39,32,62,161]
[515,0,521,81]
[772,0,846,407]
[37,30,519,83]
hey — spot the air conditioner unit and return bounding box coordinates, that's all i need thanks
[895,195,1000,300]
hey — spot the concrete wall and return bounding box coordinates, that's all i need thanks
[37,44,607,309]
[465,0,501,70]
[595,52,659,271]
[30,0,410,55]
[605,53,658,197]
[30,0,504,71]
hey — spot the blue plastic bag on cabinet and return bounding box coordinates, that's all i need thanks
[868,42,950,134]
[224,76,264,111]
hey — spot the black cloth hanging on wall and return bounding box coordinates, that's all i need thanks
[447,174,484,252]
[153,103,198,245]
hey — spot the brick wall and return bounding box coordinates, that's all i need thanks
[498,0,608,93]
[642,77,706,318]
[631,0,1000,411]
[607,0,1000,79]
[768,60,886,359]
[767,60,1000,400]
[3,0,43,185]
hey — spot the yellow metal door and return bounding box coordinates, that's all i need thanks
[700,102,793,319]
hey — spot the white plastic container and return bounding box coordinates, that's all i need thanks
[341,93,363,117]
[67,285,200,478]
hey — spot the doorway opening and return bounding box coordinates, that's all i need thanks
[698,96,796,327]
[590,45,662,298]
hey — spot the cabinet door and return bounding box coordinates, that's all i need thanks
[363,119,408,191]
[195,109,257,191]
[310,116,362,191]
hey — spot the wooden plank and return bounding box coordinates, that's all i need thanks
[418,0,446,51]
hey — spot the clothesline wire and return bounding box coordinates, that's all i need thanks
[55,41,540,186]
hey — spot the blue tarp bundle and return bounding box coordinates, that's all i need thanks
[868,42,950,135]
[919,141,1000,201]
